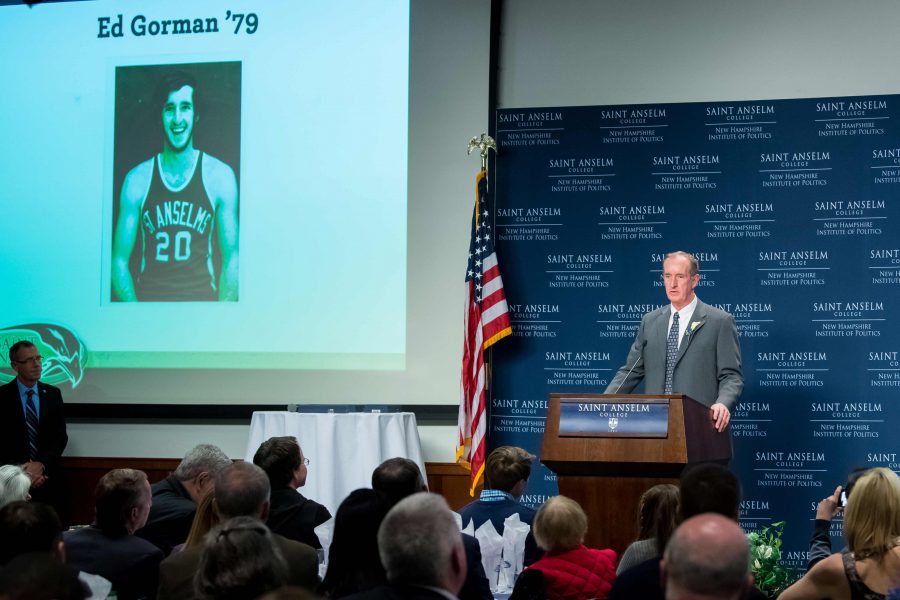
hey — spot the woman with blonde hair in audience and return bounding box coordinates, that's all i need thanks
[617,483,679,574]
[510,495,616,600]
[172,489,219,553]
[0,465,31,508]
[781,467,900,600]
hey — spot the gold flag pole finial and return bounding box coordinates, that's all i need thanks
[467,133,497,171]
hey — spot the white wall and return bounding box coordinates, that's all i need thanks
[499,0,900,108]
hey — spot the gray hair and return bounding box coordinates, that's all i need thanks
[215,462,271,520]
[663,251,699,276]
[377,492,461,586]
[174,444,231,481]
[0,465,31,508]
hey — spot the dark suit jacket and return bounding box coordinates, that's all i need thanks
[344,584,458,600]
[157,532,318,600]
[136,476,196,556]
[64,526,163,600]
[0,379,68,470]
[609,557,768,600]
[267,487,332,549]
[605,299,743,409]
[459,533,492,600]
[458,498,541,566]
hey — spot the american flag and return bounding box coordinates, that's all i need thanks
[457,169,512,495]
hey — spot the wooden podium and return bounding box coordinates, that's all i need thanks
[540,393,731,555]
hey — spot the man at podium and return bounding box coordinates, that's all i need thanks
[605,251,742,433]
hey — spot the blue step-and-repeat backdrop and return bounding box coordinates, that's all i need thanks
[490,94,900,568]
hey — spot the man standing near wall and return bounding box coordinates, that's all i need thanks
[0,341,68,521]
[605,251,743,433]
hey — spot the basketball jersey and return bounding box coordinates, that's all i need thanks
[137,152,217,301]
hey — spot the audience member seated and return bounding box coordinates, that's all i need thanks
[0,500,65,565]
[780,467,900,600]
[510,495,616,600]
[173,489,219,554]
[254,436,332,549]
[260,586,327,600]
[373,457,492,600]
[158,461,318,600]
[808,467,869,571]
[458,446,541,565]
[0,500,111,597]
[318,488,390,598]
[609,463,767,600]
[194,515,288,600]
[63,468,163,600]
[343,493,467,600]
[661,513,753,600]
[617,483,679,574]
[0,464,31,508]
[371,457,427,507]
[138,443,231,555]
[0,552,87,600]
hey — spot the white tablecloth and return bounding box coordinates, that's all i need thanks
[245,411,426,515]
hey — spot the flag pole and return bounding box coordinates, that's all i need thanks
[458,133,505,496]
[467,132,497,173]
[466,132,498,385]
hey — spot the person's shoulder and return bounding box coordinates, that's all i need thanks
[161,543,200,569]
[616,556,660,579]
[641,305,669,324]
[273,532,317,561]
[806,551,846,586]
[122,157,155,197]
[608,557,662,599]
[342,585,406,600]
[63,525,98,545]
[123,533,165,559]
[37,381,63,396]
[513,500,537,519]
[696,299,733,320]
[201,152,237,182]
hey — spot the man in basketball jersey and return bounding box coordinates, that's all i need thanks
[112,71,239,301]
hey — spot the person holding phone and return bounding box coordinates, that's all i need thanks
[808,468,870,571]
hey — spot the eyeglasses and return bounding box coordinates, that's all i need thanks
[302,457,310,466]
[12,355,42,365]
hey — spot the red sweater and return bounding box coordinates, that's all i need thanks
[526,545,617,600]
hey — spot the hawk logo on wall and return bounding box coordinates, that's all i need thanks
[0,323,86,388]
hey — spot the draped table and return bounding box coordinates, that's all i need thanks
[244,411,426,515]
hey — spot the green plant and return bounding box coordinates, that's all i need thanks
[746,521,799,598]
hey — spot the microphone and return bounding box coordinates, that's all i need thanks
[613,339,646,394]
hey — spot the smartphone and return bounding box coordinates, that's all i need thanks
[839,488,848,507]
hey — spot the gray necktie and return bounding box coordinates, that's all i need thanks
[665,313,679,394]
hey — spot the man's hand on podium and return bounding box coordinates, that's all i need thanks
[710,403,731,432]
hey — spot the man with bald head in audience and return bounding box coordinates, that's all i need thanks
[344,493,467,600]
[157,461,318,600]
[609,463,766,600]
[661,514,753,600]
[373,457,492,600]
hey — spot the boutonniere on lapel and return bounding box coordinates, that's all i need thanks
[685,320,704,338]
